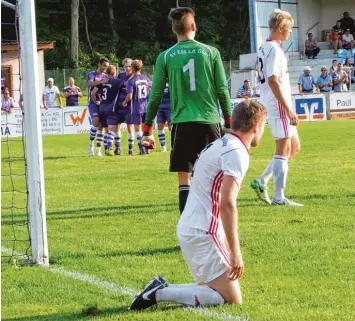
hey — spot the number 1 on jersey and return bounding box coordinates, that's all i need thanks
[183,58,196,91]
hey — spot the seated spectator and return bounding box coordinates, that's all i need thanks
[342,29,354,50]
[63,76,83,106]
[236,80,252,98]
[344,58,354,89]
[42,78,62,109]
[305,33,320,59]
[317,66,333,93]
[1,88,18,113]
[298,66,316,94]
[339,12,355,34]
[332,63,349,92]
[330,21,343,53]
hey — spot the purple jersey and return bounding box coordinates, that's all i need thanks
[96,78,125,112]
[88,71,108,105]
[64,86,81,106]
[158,86,170,111]
[126,74,151,114]
[117,72,132,109]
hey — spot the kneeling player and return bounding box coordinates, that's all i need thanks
[131,100,267,310]
[157,84,171,152]
[91,65,124,156]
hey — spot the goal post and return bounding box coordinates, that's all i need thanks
[18,0,49,266]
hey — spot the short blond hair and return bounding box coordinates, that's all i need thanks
[132,59,143,72]
[122,58,132,66]
[269,9,294,30]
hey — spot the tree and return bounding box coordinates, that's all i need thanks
[108,0,119,42]
[81,0,93,52]
[71,0,80,68]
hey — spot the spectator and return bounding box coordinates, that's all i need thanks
[236,79,252,98]
[1,88,18,113]
[329,59,338,75]
[344,58,354,89]
[342,29,354,50]
[332,63,349,92]
[298,66,316,94]
[316,66,333,93]
[42,78,62,109]
[330,21,343,53]
[339,12,355,34]
[305,33,320,59]
[63,76,83,106]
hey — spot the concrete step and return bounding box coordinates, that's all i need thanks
[288,58,336,66]
[318,42,331,50]
[289,50,336,60]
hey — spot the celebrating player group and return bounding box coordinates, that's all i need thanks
[87,58,171,156]
[86,6,303,310]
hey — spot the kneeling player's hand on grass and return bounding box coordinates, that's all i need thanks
[229,253,244,280]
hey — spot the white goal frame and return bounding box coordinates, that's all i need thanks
[2,0,49,266]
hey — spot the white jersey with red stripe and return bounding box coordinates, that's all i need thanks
[178,133,250,236]
[257,40,292,118]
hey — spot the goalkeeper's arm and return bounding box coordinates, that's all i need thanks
[213,49,232,130]
[143,53,167,136]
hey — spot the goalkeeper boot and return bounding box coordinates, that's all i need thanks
[130,276,167,310]
[250,179,271,205]
[271,198,304,207]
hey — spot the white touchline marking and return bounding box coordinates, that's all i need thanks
[2,247,249,321]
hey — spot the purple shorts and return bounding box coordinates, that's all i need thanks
[131,113,146,125]
[99,110,118,127]
[157,110,171,124]
[88,103,99,118]
[117,108,132,125]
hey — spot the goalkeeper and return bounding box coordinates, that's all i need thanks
[142,6,232,215]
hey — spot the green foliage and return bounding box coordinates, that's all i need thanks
[30,0,249,68]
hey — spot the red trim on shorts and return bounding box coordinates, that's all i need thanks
[278,103,289,137]
[208,170,231,266]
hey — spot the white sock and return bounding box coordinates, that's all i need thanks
[273,155,288,200]
[260,160,273,185]
[156,284,224,307]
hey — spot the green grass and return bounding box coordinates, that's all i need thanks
[2,120,355,321]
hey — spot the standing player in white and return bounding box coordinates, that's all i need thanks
[131,100,267,310]
[250,9,303,206]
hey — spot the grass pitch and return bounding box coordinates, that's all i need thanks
[2,120,354,321]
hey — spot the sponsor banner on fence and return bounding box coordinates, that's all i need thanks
[293,95,327,121]
[329,92,355,111]
[1,109,23,137]
[41,109,63,135]
[230,98,260,109]
[63,106,92,135]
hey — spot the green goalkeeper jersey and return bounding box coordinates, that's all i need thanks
[145,39,231,126]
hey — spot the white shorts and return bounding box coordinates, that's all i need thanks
[177,223,230,284]
[267,116,298,140]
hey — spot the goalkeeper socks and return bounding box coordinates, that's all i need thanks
[156,284,224,307]
[115,131,121,150]
[158,129,166,148]
[96,131,103,148]
[260,160,273,185]
[107,131,115,150]
[179,185,190,214]
[273,155,288,200]
[128,133,134,153]
[136,131,143,150]
[104,133,108,150]
[89,126,98,142]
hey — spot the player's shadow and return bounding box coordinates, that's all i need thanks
[0,203,178,224]
[2,304,182,321]
[100,246,181,258]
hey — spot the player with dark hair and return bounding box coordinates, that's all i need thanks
[142,7,232,214]
[131,100,267,310]
[91,65,124,156]
[87,57,109,156]
[122,59,152,155]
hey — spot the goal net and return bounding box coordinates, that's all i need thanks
[1,0,49,266]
